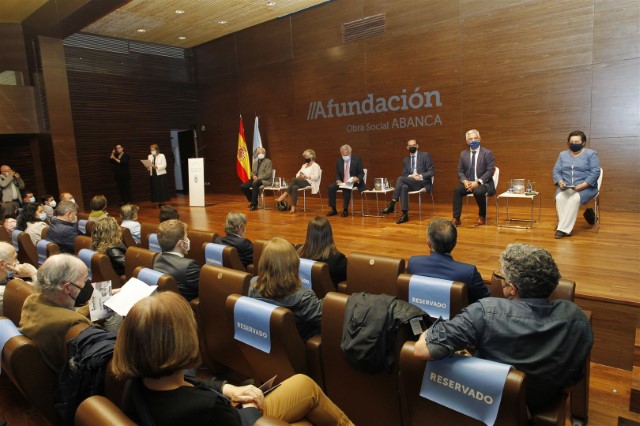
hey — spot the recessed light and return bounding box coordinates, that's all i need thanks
[266,1,276,6]
[217,20,227,24]
[178,36,186,40]
[136,28,146,33]
[175,9,185,14]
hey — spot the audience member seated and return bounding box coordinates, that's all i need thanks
[19,254,95,372]
[415,243,593,411]
[153,219,199,301]
[0,241,37,315]
[112,291,353,425]
[407,218,490,303]
[92,217,127,276]
[240,146,273,211]
[47,200,80,254]
[2,201,18,233]
[41,194,56,219]
[213,211,253,268]
[120,204,141,244]
[275,149,321,214]
[88,195,109,222]
[159,204,179,223]
[16,202,49,245]
[59,192,76,203]
[21,191,36,208]
[297,216,347,286]
[249,237,323,341]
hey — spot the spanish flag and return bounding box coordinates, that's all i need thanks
[236,116,251,183]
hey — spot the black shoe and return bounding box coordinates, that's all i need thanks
[341,210,349,217]
[554,230,571,239]
[381,202,395,214]
[249,204,258,211]
[326,209,338,217]
[396,213,409,224]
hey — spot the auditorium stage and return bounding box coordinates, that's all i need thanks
[131,193,640,372]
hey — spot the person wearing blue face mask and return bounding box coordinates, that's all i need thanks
[16,202,49,245]
[552,130,601,238]
[327,144,365,217]
[452,129,496,226]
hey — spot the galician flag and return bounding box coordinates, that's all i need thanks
[252,116,263,155]
[236,116,251,183]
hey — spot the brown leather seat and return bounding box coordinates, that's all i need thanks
[490,271,576,301]
[302,260,335,298]
[36,239,61,264]
[40,227,48,240]
[75,395,136,426]
[3,278,34,326]
[16,232,38,267]
[396,273,469,320]
[77,248,123,288]
[140,222,159,250]
[398,340,530,426]
[74,235,92,254]
[133,266,179,294]
[120,226,138,248]
[338,252,405,296]
[184,229,216,267]
[246,239,267,275]
[312,292,406,425]
[226,294,307,385]
[203,242,246,272]
[0,226,10,242]
[197,264,252,377]
[124,246,159,280]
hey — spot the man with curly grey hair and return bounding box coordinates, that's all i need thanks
[414,243,593,411]
[214,211,253,268]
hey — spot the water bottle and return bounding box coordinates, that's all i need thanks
[526,180,532,193]
[508,180,514,193]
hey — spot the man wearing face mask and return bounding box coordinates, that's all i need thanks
[41,194,57,219]
[19,254,95,372]
[47,200,81,254]
[382,138,435,224]
[0,242,37,315]
[0,165,25,207]
[451,129,496,226]
[240,147,273,211]
[60,192,76,203]
[214,211,253,268]
[327,144,365,217]
[153,219,200,301]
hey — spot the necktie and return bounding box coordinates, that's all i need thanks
[344,161,350,181]
[411,155,416,173]
[470,151,477,180]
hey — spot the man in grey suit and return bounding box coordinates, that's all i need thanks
[0,165,25,207]
[382,138,434,224]
[452,129,495,226]
[240,146,273,211]
[153,219,200,301]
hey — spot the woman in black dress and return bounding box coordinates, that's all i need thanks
[110,144,131,204]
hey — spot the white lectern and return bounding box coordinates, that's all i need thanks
[188,158,205,207]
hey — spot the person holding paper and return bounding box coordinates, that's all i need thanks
[112,291,353,425]
[407,218,489,304]
[147,144,170,207]
[249,237,323,341]
[414,243,593,411]
[552,130,601,239]
[382,138,434,224]
[326,144,365,217]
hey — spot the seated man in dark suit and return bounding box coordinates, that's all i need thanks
[326,144,365,217]
[153,219,200,301]
[46,200,80,254]
[407,218,490,303]
[415,243,593,411]
[382,138,434,224]
[213,211,253,268]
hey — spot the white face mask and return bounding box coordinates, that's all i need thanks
[182,237,190,252]
[38,213,47,221]
[257,153,265,160]
[342,155,350,161]
[49,200,57,208]
[70,198,76,204]
[151,150,157,155]
[28,197,35,203]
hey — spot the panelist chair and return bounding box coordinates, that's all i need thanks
[259,169,281,209]
[337,168,367,216]
[298,169,324,212]
[589,167,603,233]
[464,166,499,222]
[124,246,159,280]
[337,251,405,296]
[406,176,435,221]
[396,273,468,320]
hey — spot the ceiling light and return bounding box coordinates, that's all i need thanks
[175,9,185,14]
[218,20,227,24]
[266,1,276,5]
[136,28,146,32]
[178,36,186,40]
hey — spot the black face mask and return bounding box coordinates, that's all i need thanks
[72,281,94,307]
[408,146,417,154]
[304,158,312,163]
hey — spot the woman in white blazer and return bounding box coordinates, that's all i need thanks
[275,149,321,213]
[148,144,170,207]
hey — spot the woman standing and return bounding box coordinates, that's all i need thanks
[275,149,321,213]
[148,144,169,207]
[552,130,601,238]
[110,144,131,205]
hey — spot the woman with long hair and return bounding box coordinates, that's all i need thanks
[297,216,347,287]
[91,216,126,276]
[16,202,48,244]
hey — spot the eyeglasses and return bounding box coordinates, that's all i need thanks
[494,271,510,289]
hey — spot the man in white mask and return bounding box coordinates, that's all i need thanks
[0,165,25,207]
[240,147,273,211]
[327,144,365,217]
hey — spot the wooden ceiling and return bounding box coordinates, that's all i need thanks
[0,0,48,23]
[82,0,331,48]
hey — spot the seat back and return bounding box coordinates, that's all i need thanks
[147,233,161,253]
[247,239,267,275]
[120,226,138,248]
[396,274,468,320]
[36,239,61,265]
[133,266,179,294]
[185,229,216,267]
[140,222,159,250]
[198,265,252,377]
[204,242,246,272]
[75,395,136,426]
[299,259,335,298]
[16,232,38,266]
[340,252,405,296]
[0,226,10,242]
[319,292,406,425]
[3,278,34,326]
[489,271,575,301]
[41,227,47,239]
[124,246,159,280]
[77,219,88,235]
[226,294,307,384]
[74,235,92,254]
[398,341,529,426]
[78,249,123,288]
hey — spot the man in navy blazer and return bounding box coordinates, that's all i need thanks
[452,129,495,226]
[327,144,365,217]
[407,218,490,303]
[382,138,434,224]
[153,219,200,301]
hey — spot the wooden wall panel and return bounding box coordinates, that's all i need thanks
[0,24,31,84]
[593,0,640,63]
[364,0,459,37]
[0,86,39,134]
[590,137,640,212]
[235,18,292,71]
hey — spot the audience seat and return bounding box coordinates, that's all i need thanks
[3,278,34,326]
[197,265,252,378]
[75,395,136,426]
[78,249,123,288]
[120,227,138,248]
[396,273,469,320]
[203,242,246,272]
[37,239,61,263]
[140,222,159,250]
[303,260,335,298]
[16,232,37,267]
[40,227,48,240]
[489,271,576,301]
[398,340,530,426]
[0,226,10,242]
[124,246,158,280]
[338,252,405,296]
[132,266,179,294]
[246,239,267,275]
[226,294,307,385]
[184,229,216,267]
[74,235,92,254]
